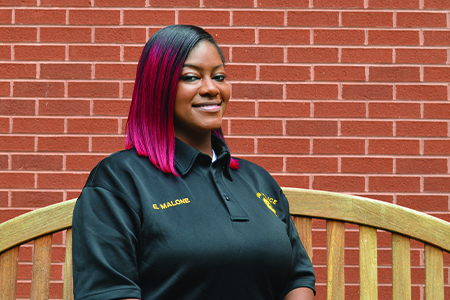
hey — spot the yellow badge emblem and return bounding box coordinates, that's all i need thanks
[256,192,277,216]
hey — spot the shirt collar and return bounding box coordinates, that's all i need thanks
[174,134,233,179]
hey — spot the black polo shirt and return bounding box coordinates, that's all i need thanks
[72,135,315,300]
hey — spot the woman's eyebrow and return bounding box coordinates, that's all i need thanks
[182,63,224,70]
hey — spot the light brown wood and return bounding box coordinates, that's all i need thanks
[425,244,444,300]
[326,220,345,300]
[392,233,411,300]
[0,247,19,300]
[293,216,313,260]
[63,229,74,300]
[30,234,53,300]
[359,225,378,300]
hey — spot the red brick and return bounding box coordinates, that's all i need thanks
[0,191,8,206]
[14,82,64,98]
[0,82,10,96]
[424,30,450,46]
[286,120,338,136]
[288,11,339,26]
[260,65,310,82]
[67,118,118,134]
[240,155,283,172]
[315,66,365,82]
[15,9,65,24]
[95,0,145,6]
[149,0,199,6]
[286,157,338,173]
[258,101,310,117]
[232,83,283,99]
[424,103,450,119]
[39,99,90,116]
[0,117,9,133]
[313,175,365,192]
[424,139,450,155]
[91,136,125,152]
[342,157,393,173]
[40,27,91,43]
[397,12,447,28]
[15,46,65,61]
[123,9,175,25]
[314,29,365,45]
[124,45,146,61]
[122,82,134,98]
[396,49,447,64]
[369,0,419,8]
[229,119,282,135]
[0,209,33,223]
[396,121,447,137]
[0,27,36,42]
[342,84,393,100]
[68,82,119,98]
[257,137,310,154]
[259,29,310,45]
[424,0,450,9]
[0,46,11,60]
[369,102,421,118]
[424,176,450,192]
[313,138,365,154]
[69,9,120,25]
[226,137,254,154]
[343,11,393,27]
[66,154,107,171]
[0,9,12,24]
[397,195,449,212]
[38,136,89,152]
[12,154,63,171]
[12,117,64,133]
[95,28,146,43]
[397,158,447,174]
[369,30,420,46]
[287,83,338,100]
[257,0,308,7]
[341,121,393,136]
[40,63,91,80]
[232,47,283,63]
[0,99,35,115]
[341,48,392,63]
[203,0,253,7]
[0,155,8,169]
[396,85,447,101]
[225,100,255,117]
[93,99,130,116]
[233,10,283,26]
[0,172,35,188]
[0,136,34,151]
[225,64,256,81]
[315,101,366,118]
[369,67,419,82]
[37,173,88,189]
[369,176,420,192]
[272,175,309,189]
[206,28,255,44]
[357,193,394,203]
[95,63,136,79]
[288,47,338,63]
[424,67,450,82]
[41,0,91,5]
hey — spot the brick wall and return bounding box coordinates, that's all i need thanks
[1,1,449,299]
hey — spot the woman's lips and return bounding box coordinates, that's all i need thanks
[193,103,221,112]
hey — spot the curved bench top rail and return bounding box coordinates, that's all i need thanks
[284,187,450,253]
[0,199,77,253]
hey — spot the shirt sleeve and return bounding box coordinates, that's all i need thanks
[278,189,316,298]
[72,184,142,300]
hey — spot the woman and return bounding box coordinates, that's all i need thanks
[72,25,315,300]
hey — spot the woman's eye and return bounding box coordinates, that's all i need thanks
[180,75,198,81]
[214,74,226,81]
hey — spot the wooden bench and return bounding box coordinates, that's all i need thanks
[1,188,449,299]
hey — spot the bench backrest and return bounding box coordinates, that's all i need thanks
[1,188,449,300]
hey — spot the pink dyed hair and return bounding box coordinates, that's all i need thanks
[126,25,239,175]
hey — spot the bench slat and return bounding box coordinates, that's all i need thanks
[0,246,19,300]
[392,233,411,300]
[359,225,378,300]
[293,216,313,260]
[63,229,74,300]
[30,235,53,300]
[425,244,444,300]
[326,220,345,300]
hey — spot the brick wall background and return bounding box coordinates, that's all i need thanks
[0,0,449,299]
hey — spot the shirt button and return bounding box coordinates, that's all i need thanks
[224,194,230,201]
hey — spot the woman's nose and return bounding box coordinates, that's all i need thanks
[199,77,219,98]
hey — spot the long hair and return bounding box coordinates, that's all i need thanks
[126,25,239,175]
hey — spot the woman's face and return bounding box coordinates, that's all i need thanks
[173,41,230,142]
